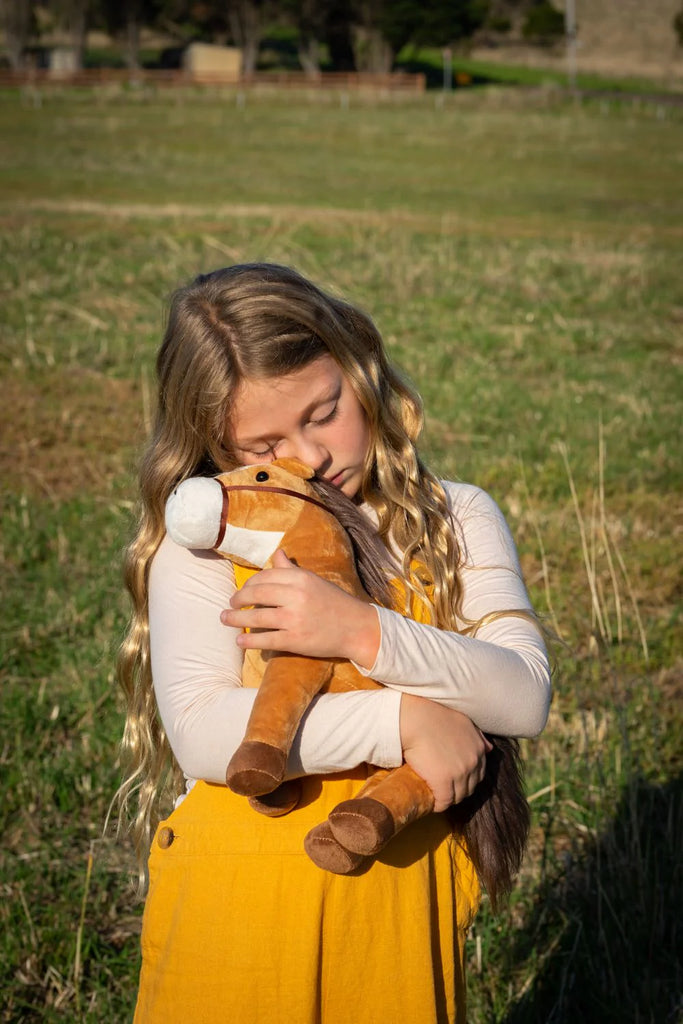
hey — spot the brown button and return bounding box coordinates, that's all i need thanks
[157,826,175,849]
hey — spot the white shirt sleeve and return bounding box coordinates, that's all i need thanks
[148,535,403,784]
[354,482,552,737]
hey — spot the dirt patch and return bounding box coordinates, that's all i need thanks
[1,367,147,501]
[11,198,682,242]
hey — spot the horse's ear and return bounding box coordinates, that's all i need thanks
[272,457,315,479]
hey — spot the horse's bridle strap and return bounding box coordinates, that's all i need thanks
[215,481,330,549]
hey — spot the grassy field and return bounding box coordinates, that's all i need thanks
[1,83,681,1023]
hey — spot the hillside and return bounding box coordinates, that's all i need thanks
[473,0,683,83]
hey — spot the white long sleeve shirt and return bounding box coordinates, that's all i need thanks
[149,481,551,788]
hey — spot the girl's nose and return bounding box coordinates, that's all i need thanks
[279,436,329,472]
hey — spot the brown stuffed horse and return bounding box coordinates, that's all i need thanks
[165,458,529,905]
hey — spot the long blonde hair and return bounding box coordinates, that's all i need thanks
[118,263,483,885]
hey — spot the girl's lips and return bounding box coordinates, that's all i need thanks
[327,471,345,488]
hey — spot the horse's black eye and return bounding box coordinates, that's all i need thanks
[255,471,269,482]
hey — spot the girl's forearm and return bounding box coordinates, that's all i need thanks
[159,686,403,784]
[355,606,551,738]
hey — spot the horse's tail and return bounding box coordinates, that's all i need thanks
[450,736,530,911]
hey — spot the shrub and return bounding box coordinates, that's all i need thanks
[522,1,565,44]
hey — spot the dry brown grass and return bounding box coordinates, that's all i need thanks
[0,368,145,501]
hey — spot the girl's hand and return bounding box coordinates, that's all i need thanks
[220,549,381,669]
[399,694,493,811]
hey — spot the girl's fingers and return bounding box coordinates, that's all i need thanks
[271,548,294,568]
[222,606,290,632]
[230,566,319,611]
[236,629,287,651]
[222,609,266,630]
[221,564,379,664]
[227,582,297,612]
[234,560,305,594]
[400,695,492,811]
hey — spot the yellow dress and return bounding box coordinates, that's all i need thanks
[134,567,480,1024]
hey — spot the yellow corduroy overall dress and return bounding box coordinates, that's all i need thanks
[134,566,480,1024]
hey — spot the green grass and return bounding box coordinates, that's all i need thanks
[1,85,681,1022]
[3,87,682,231]
[398,46,683,95]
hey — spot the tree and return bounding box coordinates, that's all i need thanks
[521,0,564,44]
[294,0,324,74]
[158,0,230,45]
[287,0,491,75]
[0,0,35,69]
[415,0,490,48]
[100,0,164,68]
[227,0,275,75]
[280,0,332,76]
[324,0,356,71]
[674,4,683,47]
[351,0,422,72]
[48,0,93,69]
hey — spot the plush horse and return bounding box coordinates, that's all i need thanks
[165,458,529,903]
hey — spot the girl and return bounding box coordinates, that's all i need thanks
[119,262,551,1023]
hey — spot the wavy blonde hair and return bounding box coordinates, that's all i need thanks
[117,263,528,889]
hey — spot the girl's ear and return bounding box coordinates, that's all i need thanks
[272,457,316,479]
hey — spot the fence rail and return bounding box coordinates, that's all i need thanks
[0,68,426,92]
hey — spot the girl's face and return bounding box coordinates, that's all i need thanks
[228,354,371,501]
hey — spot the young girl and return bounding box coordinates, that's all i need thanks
[119,262,551,1024]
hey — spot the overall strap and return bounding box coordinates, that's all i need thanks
[390,561,435,625]
[233,563,260,589]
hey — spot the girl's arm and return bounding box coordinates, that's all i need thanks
[226,482,551,739]
[149,535,404,784]
[357,482,551,737]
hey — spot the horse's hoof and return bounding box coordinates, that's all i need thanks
[248,780,302,817]
[328,797,395,855]
[226,741,286,796]
[304,822,367,874]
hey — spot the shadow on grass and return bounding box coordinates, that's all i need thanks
[396,57,498,90]
[503,774,683,1024]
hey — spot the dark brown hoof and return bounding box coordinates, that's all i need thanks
[248,780,302,817]
[304,822,366,874]
[328,797,395,855]
[226,741,287,796]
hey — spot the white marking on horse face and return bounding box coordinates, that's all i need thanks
[217,524,285,568]
[165,477,224,548]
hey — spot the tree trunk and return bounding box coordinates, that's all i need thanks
[295,0,324,77]
[0,0,31,70]
[297,35,321,77]
[228,0,263,77]
[55,0,89,71]
[351,25,393,73]
[124,8,141,70]
[325,0,356,71]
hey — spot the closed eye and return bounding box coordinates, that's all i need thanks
[242,441,280,458]
[310,403,338,426]
[236,397,339,456]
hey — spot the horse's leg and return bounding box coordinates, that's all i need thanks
[326,763,435,856]
[226,655,333,796]
[304,766,435,874]
[303,820,367,874]
[302,769,391,873]
[248,779,303,817]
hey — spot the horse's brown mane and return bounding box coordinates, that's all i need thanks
[308,476,394,609]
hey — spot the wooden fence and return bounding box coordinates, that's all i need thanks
[0,68,426,93]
